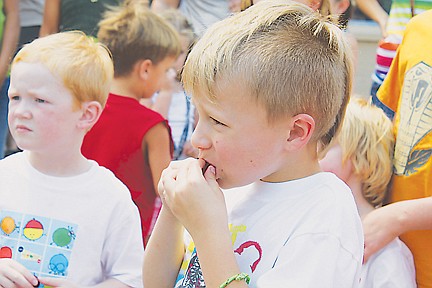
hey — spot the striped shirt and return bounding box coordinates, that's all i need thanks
[387,0,432,36]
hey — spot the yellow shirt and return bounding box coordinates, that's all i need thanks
[377,10,432,288]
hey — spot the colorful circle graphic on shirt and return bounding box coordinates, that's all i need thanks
[23,219,44,241]
[49,254,69,276]
[0,246,12,258]
[52,227,75,247]
[1,216,16,235]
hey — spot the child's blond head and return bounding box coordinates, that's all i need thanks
[182,0,353,148]
[339,98,394,207]
[98,2,180,77]
[12,31,113,110]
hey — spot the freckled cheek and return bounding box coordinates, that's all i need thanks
[7,112,15,125]
[39,115,69,136]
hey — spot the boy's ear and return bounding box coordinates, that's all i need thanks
[332,0,350,14]
[309,0,321,11]
[77,101,103,130]
[138,59,153,81]
[285,114,315,151]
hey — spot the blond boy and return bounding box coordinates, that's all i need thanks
[81,3,180,243]
[0,32,143,287]
[143,1,363,287]
[320,98,416,287]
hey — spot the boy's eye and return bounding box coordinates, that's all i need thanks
[10,95,20,101]
[35,98,46,103]
[210,117,225,126]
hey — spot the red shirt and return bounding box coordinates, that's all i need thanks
[82,93,172,238]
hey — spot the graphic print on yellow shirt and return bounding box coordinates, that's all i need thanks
[0,210,78,280]
[394,62,432,176]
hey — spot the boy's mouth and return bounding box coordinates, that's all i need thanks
[202,160,211,175]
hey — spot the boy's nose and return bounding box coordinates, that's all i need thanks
[11,101,32,119]
[190,122,212,151]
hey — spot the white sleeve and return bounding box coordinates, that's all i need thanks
[360,241,416,288]
[101,199,144,288]
[362,265,416,288]
[256,233,361,288]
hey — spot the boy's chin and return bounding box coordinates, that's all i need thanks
[217,178,241,190]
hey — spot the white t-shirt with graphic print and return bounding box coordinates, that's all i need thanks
[0,152,143,287]
[175,172,364,288]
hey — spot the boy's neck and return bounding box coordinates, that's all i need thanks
[110,77,143,101]
[263,144,321,182]
[27,148,91,177]
[346,175,375,218]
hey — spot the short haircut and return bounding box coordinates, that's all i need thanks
[13,31,113,110]
[97,2,181,77]
[339,98,394,207]
[182,0,353,148]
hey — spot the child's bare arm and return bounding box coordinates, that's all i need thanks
[143,122,172,195]
[40,0,61,37]
[355,0,389,37]
[0,259,39,288]
[158,159,248,287]
[363,197,432,262]
[0,0,19,87]
[143,206,185,287]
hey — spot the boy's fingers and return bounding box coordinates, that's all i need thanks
[0,275,15,288]
[0,259,39,287]
[204,165,217,183]
[0,273,36,288]
[188,161,220,195]
[203,165,223,198]
[161,167,178,201]
[38,276,64,286]
[168,158,196,170]
[176,159,190,184]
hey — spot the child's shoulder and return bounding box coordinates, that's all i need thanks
[88,160,131,197]
[108,94,166,122]
[0,151,25,171]
[224,172,353,210]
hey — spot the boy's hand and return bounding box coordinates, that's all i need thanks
[38,277,78,288]
[362,205,400,263]
[159,158,228,236]
[0,259,39,288]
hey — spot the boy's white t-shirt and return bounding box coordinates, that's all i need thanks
[175,172,364,288]
[360,238,416,288]
[0,152,144,287]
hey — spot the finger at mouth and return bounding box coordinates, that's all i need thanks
[202,160,211,175]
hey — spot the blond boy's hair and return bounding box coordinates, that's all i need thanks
[13,31,113,110]
[98,2,180,77]
[182,0,353,148]
[339,98,394,207]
